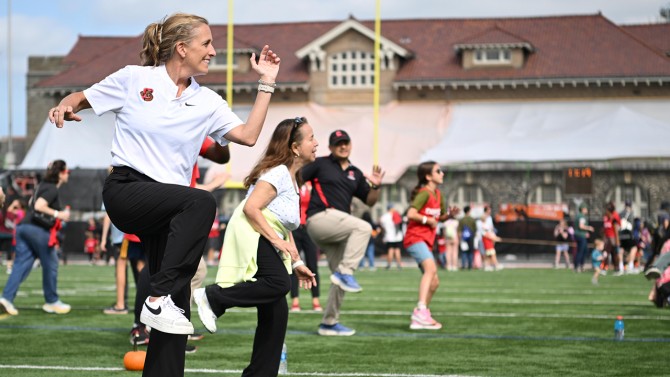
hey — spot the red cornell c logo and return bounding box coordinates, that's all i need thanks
[140,88,154,101]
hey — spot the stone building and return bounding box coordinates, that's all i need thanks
[24,14,670,233]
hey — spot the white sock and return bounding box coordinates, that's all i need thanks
[146,297,163,307]
[417,302,427,310]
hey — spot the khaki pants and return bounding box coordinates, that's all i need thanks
[190,257,208,305]
[306,209,371,324]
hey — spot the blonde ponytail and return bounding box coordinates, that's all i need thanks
[139,13,209,67]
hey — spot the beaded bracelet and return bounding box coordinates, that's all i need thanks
[258,84,275,93]
[258,79,277,87]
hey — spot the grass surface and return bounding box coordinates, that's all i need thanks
[0,263,667,376]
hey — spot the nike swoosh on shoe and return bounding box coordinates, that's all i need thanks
[144,302,162,315]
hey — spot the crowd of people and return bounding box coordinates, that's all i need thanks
[0,11,668,377]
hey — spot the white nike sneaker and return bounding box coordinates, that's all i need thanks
[193,288,217,333]
[140,295,194,335]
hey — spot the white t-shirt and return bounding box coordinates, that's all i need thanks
[379,212,403,243]
[84,65,243,185]
[246,165,300,231]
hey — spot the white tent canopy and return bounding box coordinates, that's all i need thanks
[421,99,670,164]
[21,102,451,184]
[21,111,117,170]
[21,99,669,183]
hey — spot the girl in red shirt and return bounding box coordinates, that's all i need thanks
[403,161,449,330]
[602,202,621,274]
[84,231,99,263]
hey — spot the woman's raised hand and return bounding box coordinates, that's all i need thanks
[250,45,281,83]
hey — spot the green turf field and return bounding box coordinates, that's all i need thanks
[0,264,667,376]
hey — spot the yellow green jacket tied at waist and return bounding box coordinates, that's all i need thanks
[216,198,292,288]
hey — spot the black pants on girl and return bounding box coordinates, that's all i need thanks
[290,225,320,299]
[205,236,291,377]
[103,166,216,377]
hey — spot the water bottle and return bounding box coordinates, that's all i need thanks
[278,342,288,374]
[614,316,625,341]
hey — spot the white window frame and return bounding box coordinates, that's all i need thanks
[448,185,486,211]
[328,50,375,89]
[209,50,238,70]
[473,48,512,65]
[529,184,562,204]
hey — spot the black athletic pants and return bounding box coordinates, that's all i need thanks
[103,166,216,377]
[290,225,320,299]
[205,236,291,377]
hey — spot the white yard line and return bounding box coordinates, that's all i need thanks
[0,364,472,377]
[343,295,651,306]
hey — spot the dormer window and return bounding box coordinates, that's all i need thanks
[454,26,534,70]
[329,51,375,88]
[209,50,239,70]
[474,48,512,65]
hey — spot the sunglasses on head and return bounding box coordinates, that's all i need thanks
[288,117,306,146]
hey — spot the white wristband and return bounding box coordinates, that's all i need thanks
[291,260,305,270]
[258,79,277,87]
[53,210,59,219]
[422,216,427,225]
[258,84,275,93]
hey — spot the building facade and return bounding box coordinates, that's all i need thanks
[25,14,670,228]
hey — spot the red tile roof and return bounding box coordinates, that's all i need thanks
[35,14,670,89]
[621,23,670,57]
[38,36,143,88]
[62,36,131,66]
[453,25,532,48]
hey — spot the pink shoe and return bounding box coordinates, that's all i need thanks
[410,319,442,330]
[411,308,439,326]
[290,303,301,312]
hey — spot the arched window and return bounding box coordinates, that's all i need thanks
[362,185,409,221]
[448,184,487,210]
[528,184,563,204]
[605,184,649,219]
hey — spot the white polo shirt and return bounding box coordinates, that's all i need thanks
[84,65,243,185]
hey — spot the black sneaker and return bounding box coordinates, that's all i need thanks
[103,305,128,315]
[185,344,197,354]
[645,267,662,280]
[129,325,150,346]
[188,333,204,341]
